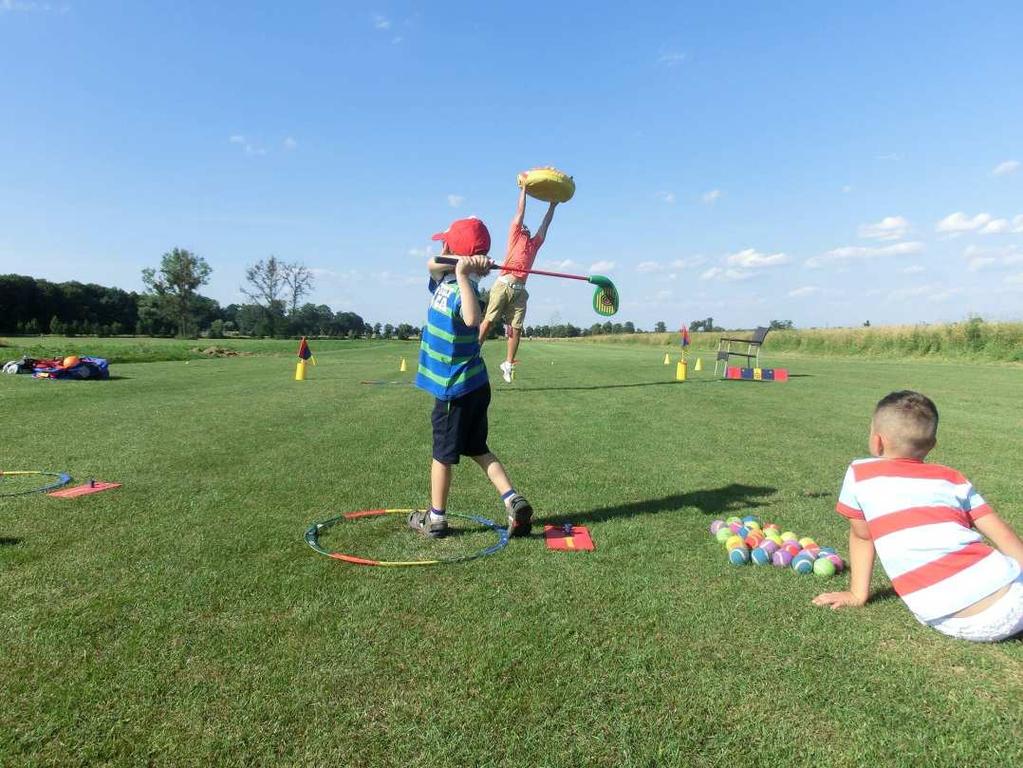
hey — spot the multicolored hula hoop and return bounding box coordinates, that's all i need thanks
[304,508,509,567]
[0,470,72,497]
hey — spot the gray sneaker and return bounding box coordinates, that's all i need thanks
[507,495,533,537]
[407,510,449,539]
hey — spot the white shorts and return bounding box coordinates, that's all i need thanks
[927,575,1023,642]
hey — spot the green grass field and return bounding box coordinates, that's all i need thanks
[2,341,1022,766]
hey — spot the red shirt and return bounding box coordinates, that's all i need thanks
[500,227,545,281]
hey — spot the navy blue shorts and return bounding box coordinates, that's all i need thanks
[432,383,491,464]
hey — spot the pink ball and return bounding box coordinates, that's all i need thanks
[782,542,802,558]
[709,520,726,535]
[825,554,845,572]
[772,550,793,568]
[759,540,779,556]
[729,522,744,534]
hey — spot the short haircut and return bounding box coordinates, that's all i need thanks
[872,390,939,458]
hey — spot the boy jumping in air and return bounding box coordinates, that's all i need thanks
[814,390,1023,641]
[478,186,558,383]
[410,217,534,538]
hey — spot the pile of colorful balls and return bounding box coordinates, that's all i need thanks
[709,515,845,577]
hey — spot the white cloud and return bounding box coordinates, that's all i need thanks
[787,286,819,298]
[670,256,706,269]
[283,136,297,150]
[228,134,266,156]
[935,211,993,234]
[700,266,753,282]
[446,194,464,208]
[407,246,437,259]
[658,51,687,66]
[589,260,616,273]
[858,215,909,241]
[726,248,789,268]
[968,256,997,272]
[636,261,662,273]
[964,244,1023,272]
[0,0,69,12]
[702,189,722,204]
[656,191,676,204]
[992,160,1020,177]
[876,153,901,161]
[542,259,580,272]
[1007,272,1023,285]
[901,265,926,275]
[373,14,391,30]
[841,185,854,194]
[806,241,924,268]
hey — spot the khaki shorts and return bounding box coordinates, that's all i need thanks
[484,278,529,329]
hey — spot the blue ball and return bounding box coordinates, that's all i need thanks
[750,547,771,566]
[728,546,750,566]
[793,557,814,575]
[736,525,750,538]
[818,547,837,556]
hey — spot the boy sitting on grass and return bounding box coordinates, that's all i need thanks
[409,217,534,539]
[814,390,1023,642]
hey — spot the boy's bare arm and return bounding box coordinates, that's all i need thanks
[508,186,527,249]
[427,256,449,281]
[535,201,558,243]
[813,519,875,609]
[974,511,1023,565]
[455,256,491,327]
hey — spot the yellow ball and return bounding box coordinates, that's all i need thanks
[799,537,817,548]
[780,531,798,542]
[725,535,745,551]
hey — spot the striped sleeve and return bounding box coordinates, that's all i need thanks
[961,481,993,522]
[836,465,865,520]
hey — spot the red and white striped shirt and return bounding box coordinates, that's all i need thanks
[837,457,1020,622]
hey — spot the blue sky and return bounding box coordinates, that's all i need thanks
[1,1,1021,329]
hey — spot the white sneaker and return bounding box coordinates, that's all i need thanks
[499,360,514,383]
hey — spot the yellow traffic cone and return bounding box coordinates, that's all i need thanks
[694,357,703,372]
[663,352,670,365]
[294,360,306,381]
[675,359,687,382]
[399,357,407,372]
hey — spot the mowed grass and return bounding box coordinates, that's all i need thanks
[1,341,1022,767]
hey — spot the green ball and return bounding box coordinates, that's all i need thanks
[715,527,734,544]
[813,557,837,577]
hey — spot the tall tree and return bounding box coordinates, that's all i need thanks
[282,262,315,315]
[141,248,212,337]
[242,256,287,335]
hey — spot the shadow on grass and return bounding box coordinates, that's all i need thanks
[868,587,900,604]
[542,483,778,527]
[0,537,22,546]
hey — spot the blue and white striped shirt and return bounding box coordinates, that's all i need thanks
[415,275,488,400]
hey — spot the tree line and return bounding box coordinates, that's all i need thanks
[3,247,777,339]
[0,249,377,339]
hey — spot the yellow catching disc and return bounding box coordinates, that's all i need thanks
[517,166,575,203]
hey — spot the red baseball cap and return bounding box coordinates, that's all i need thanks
[431,217,491,256]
